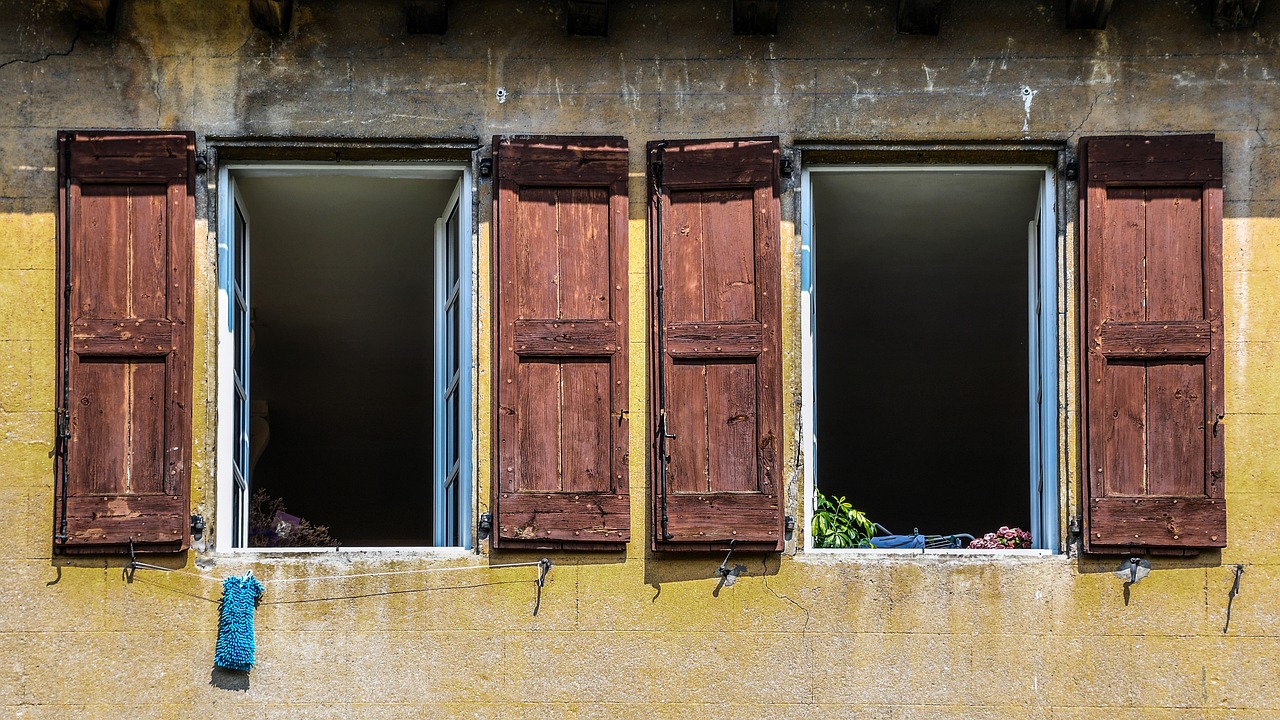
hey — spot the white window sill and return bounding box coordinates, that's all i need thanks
[801,547,1058,560]
[211,546,475,557]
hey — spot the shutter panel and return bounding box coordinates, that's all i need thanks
[54,131,195,553]
[1080,134,1226,553]
[649,137,783,552]
[492,136,630,550]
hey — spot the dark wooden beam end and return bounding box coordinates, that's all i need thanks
[69,0,119,32]
[249,0,294,36]
[896,0,941,35]
[406,0,449,34]
[732,0,779,35]
[567,0,608,36]
[1212,0,1262,28]
[1066,0,1114,29]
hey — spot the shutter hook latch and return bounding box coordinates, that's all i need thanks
[125,538,174,583]
[715,540,746,588]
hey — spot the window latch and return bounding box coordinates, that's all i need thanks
[477,512,494,540]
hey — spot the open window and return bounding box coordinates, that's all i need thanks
[801,164,1059,552]
[215,164,473,550]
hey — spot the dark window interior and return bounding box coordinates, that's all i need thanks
[237,173,458,546]
[813,169,1041,539]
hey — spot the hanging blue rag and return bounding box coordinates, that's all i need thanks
[215,574,265,671]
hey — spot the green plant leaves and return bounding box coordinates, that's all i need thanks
[811,490,876,549]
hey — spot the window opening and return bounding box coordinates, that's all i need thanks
[801,165,1058,552]
[216,164,472,550]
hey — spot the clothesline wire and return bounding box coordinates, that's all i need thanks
[130,559,548,586]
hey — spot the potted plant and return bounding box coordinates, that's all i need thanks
[811,490,877,548]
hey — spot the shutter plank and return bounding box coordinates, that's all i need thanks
[129,360,167,495]
[63,495,187,545]
[702,189,757,321]
[559,188,610,318]
[131,189,169,319]
[493,136,629,550]
[77,186,131,318]
[515,362,561,492]
[1147,188,1204,320]
[1097,321,1211,358]
[706,363,757,493]
[667,362,710,494]
[1081,134,1226,553]
[513,320,618,356]
[666,322,763,357]
[666,192,705,323]
[1089,497,1224,547]
[74,361,129,495]
[1099,363,1146,497]
[1147,362,1205,496]
[561,361,610,493]
[516,188,559,320]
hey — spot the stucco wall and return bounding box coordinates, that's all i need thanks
[2,1,1278,717]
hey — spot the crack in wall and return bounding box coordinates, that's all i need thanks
[0,30,80,72]
[1068,89,1110,139]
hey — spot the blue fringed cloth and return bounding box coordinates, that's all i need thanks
[215,574,265,671]
[868,534,926,549]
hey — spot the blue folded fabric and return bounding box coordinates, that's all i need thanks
[868,534,926,549]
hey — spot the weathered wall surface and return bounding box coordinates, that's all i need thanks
[2,0,1278,717]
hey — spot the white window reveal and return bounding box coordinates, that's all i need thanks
[801,164,1059,553]
[215,164,473,551]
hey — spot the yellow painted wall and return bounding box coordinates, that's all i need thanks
[2,1,1278,717]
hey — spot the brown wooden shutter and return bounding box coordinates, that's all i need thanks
[54,131,196,553]
[492,136,630,550]
[1080,134,1226,553]
[649,137,783,552]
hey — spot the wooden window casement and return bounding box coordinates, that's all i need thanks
[491,136,631,550]
[648,137,785,552]
[1080,134,1226,554]
[54,131,196,554]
